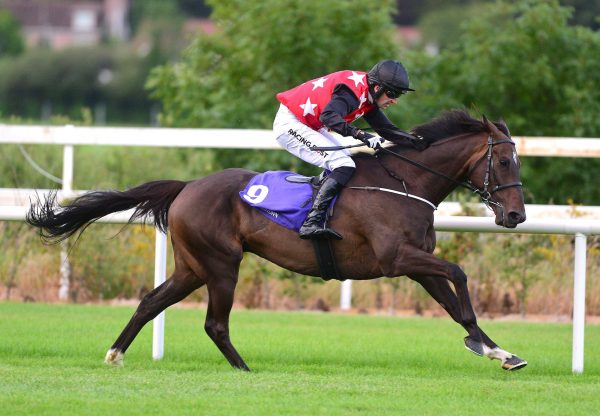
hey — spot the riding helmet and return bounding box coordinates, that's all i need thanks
[367,60,415,97]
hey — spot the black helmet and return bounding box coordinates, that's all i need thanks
[367,60,414,97]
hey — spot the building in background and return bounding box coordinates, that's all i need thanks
[2,0,130,49]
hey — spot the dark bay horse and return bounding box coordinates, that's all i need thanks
[26,110,527,371]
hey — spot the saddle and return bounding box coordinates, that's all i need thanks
[239,170,341,280]
[239,170,336,232]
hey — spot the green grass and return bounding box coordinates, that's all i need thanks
[1,303,599,415]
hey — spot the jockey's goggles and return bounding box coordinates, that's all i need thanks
[384,89,407,99]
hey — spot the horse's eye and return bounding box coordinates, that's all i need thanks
[499,159,510,167]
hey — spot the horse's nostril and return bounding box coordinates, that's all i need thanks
[508,211,525,223]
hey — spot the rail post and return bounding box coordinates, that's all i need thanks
[152,228,168,360]
[340,280,352,310]
[572,232,587,374]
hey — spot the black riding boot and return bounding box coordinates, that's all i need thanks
[299,176,343,240]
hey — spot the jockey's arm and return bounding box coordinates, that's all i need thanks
[364,110,406,143]
[319,85,362,138]
[319,86,424,150]
[364,110,428,150]
[320,86,413,143]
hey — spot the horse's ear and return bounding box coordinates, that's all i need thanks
[496,119,511,138]
[481,114,500,135]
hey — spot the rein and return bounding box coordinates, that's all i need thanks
[375,135,522,210]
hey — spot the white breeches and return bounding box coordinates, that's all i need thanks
[273,104,356,171]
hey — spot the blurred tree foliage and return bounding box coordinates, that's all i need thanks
[129,0,183,35]
[395,0,600,204]
[0,9,23,57]
[417,0,600,49]
[563,0,600,29]
[129,0,212,32]
[128,0,190,65]
[68,224,158,302]
[418,2,492,51]
[148,0,599,204]
[148,0,399,174]
[0,143,218,190]
[177,0,212,17]
[0,46,152,124]
[407,0,600,136]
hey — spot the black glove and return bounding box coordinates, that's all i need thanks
[354,130,383,149]
[408,135,428,151]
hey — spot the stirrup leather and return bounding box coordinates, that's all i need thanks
[299,177,343,240]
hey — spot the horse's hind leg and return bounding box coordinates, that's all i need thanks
[105,269,202,366]
[408,275,527,371]
[204,276,250,371]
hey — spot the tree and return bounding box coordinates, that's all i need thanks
[0,46,152,124]
[148,0,400,173]
[0,9,24,57]
[417,2,491,50]
[415,0,600,49]
[402,0,600,30]
[128,0,183,35]
[397,0,600,204]
[429,0,600,136]
[148,0,599,202]
[560,0,600,29]
[177,0,212,17]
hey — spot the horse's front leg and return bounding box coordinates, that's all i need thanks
[408,274,527,371]
[384,246,481,339]
[382,244,526,370]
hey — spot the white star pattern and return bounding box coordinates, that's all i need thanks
[311,77,328,91]
[300,97,317,116]
[358,92,367,109]
[347,71,365,87]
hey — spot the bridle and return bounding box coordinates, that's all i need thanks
[376,135,523,211]
[463,136,523,209]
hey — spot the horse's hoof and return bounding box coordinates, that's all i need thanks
[104,348,124,366]
[464,336,484,356]
[502,355,527,371]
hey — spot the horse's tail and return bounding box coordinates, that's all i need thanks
[26,180,188,244]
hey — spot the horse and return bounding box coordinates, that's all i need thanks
[26,109,527,371]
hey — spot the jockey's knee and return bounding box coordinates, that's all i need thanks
[330,166,356,185]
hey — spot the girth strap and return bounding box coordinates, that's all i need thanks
[312,239,343,281]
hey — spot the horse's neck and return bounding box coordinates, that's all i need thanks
[384,133,485,205]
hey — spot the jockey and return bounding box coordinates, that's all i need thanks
[274,59,422,240]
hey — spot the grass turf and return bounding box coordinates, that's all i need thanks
[1,302,599,415]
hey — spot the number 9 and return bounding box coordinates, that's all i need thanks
[243,185,269,204]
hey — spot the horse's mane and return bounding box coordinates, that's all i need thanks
[411,109,510,146]
[353,109,510,158]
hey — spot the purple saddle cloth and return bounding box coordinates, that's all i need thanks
[239,170,322,231]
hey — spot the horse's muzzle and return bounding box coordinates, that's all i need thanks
[497,210,526,228]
